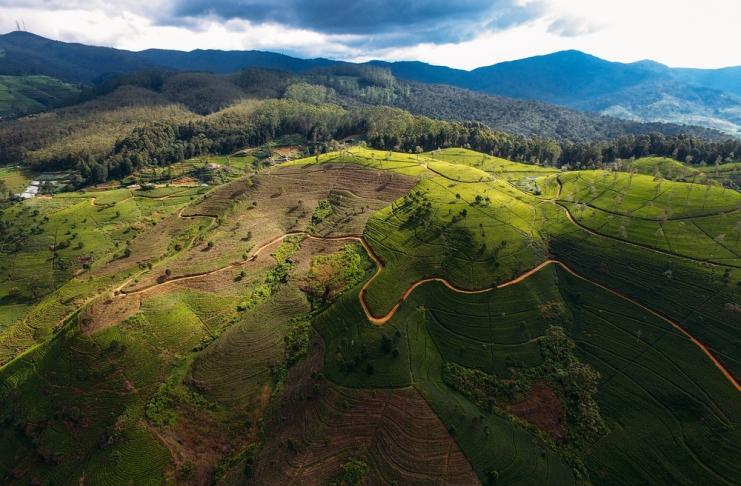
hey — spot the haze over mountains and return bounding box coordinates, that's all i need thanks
[1,31,740,136]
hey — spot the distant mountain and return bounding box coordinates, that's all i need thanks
[675,66,741,97]
[0,31,335,83]
[1,31,739,136]
[373,51,741,137]
[466,51,666,106]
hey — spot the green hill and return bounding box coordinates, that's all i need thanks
[622,156,741,189]
[1,147,738,484]
[0,75,80,118]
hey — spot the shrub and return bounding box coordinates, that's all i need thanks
[329,458,369,486]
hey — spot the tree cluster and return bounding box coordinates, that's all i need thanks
[4,89,739,187]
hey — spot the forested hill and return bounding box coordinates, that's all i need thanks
[1,34,738,189]
[2,31,740,135]
[5,59,725,142]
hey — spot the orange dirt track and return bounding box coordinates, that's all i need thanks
[117,227,740,392]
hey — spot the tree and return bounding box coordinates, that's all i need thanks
[91,163,108,183]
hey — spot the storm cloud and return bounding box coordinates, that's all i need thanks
[169,0,545,46]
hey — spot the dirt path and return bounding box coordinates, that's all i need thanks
[111,225,739,392]
[118,232,371,296]
[362,254,739,391]
[176,206,218,219]
[554,260,741,392]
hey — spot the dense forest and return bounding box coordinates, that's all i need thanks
[68,100,741,184]
[58,64,730,141]
[1,65,738,186]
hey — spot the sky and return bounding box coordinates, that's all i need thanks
[1,0,740,70]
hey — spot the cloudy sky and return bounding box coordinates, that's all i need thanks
[1,0,740,69]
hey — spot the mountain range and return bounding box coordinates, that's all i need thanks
[371,52,741,135]
[1,31,740,136]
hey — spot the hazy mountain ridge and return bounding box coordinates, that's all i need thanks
[0,31,334,83]
[376,51,741,136]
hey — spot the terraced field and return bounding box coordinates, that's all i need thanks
[250,336,479,485]
[1,146,739,484]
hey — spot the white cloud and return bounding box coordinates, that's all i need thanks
[0,0,740,69]
[0,6,357,57]
[547,17,602,38]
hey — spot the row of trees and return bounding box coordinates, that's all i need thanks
[18,98,741,185]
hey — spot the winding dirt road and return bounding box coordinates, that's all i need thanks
[114,226,739,392]
[72,170,741,392]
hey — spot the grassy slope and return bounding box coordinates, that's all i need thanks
[302,147,740,483]
[559,268,741,485]
[0,186,209,365]
[631,156,703,180]
[0,166,32,194]
[625,157,741,189]
[1,147,740,485]
[0,75,81,117]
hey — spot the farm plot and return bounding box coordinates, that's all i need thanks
[0,312,183,484]
[629,157,704,182]
[397,293,576,484]
[123,164,415,291]
[699,161,741,188]
[313,263,581,482]
[419,266,561,375]
[561,202,740,264]
[0,186,205,366]
[248,329,478,485]
[284,147,429,177]
[190,286,308,410]
[258,385,478,483]
[1,218,366,483]
[0,166,34,195]
[425,159,494,182]
[558,170,740,219]
[428,147,559,177]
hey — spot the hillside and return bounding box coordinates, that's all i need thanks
[1,147,739,484]
[2,32,740,135]
[0,65,730,181]
[1,67,738,198]
[0,75,81,118]
[0,85,197,168]
[1,27,740,486]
